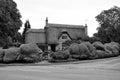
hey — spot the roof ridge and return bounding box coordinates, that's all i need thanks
[26,29,45,33]
[46,23,85,28]
[48,23,84,26]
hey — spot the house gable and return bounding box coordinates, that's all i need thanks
[58,32,71,43]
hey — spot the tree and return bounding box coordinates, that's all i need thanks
[94,6,120,43]
[13,32,22,42]
[22,20,31,43]
[0,0,22,46]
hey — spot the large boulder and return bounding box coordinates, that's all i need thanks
[92,41,105,51]
[3,47,20,63]
[20,43,43,63]
[0,48,4,62]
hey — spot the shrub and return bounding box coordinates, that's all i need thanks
[104,43,119,57]
[110,42,120,52]
[3,47,20,63]
[89,37,101,43]
[92,41,105,51]
[94,50,106,59]
[69,43,89,59]
[0,48,4,62]
[20,43,42,55]
[49,50,70,61]
[69,43,80,55]
[20,43,43,63]
[81,42,96,59]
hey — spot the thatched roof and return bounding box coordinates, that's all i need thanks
[26,29,45,33]
[45,23,87,44]
[25,22,87,45]
[45,23,85,29]
[25,29,46,44]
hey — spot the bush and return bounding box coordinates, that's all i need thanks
[94,50,107,59]
[69,43,89,59]
[89,37,101,43]
[69,43,80,55]
[110,42,120,51]
[49,50,70,61]
[0,48,4,62]
[20,43,42,55]
[3,47,20,63]
[20,43,43,63]
[81,42,96,59]
[104,43,119,57]
[92,41,105,51]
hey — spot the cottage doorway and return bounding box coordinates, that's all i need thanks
[51,44,56,52]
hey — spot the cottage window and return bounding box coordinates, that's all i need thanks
[62,35,67,39]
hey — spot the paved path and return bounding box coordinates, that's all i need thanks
[0,57,120,80]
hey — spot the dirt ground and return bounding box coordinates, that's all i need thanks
[0,57,120,80]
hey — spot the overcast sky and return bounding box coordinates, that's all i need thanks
[15,0,120,36]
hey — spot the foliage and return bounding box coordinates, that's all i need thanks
[49,50,70,61]
[13,32,22,43]
[69,43,89,59]
[19,43,43,63]
[63,39,81,46]
[20,43,42,55]
[0,0,22,46]
[3,47,20,63]
[22,20,31,43]
[92,41,105,51]
[0,48,4,62]
[89,37,101,43]
[94,6,120,43]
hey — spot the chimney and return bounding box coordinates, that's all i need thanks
[85,24,88,35]
[45,17,48,26]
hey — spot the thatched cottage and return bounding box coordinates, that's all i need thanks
[25,18,88,51]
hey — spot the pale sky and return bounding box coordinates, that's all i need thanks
[14,0,120,36]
